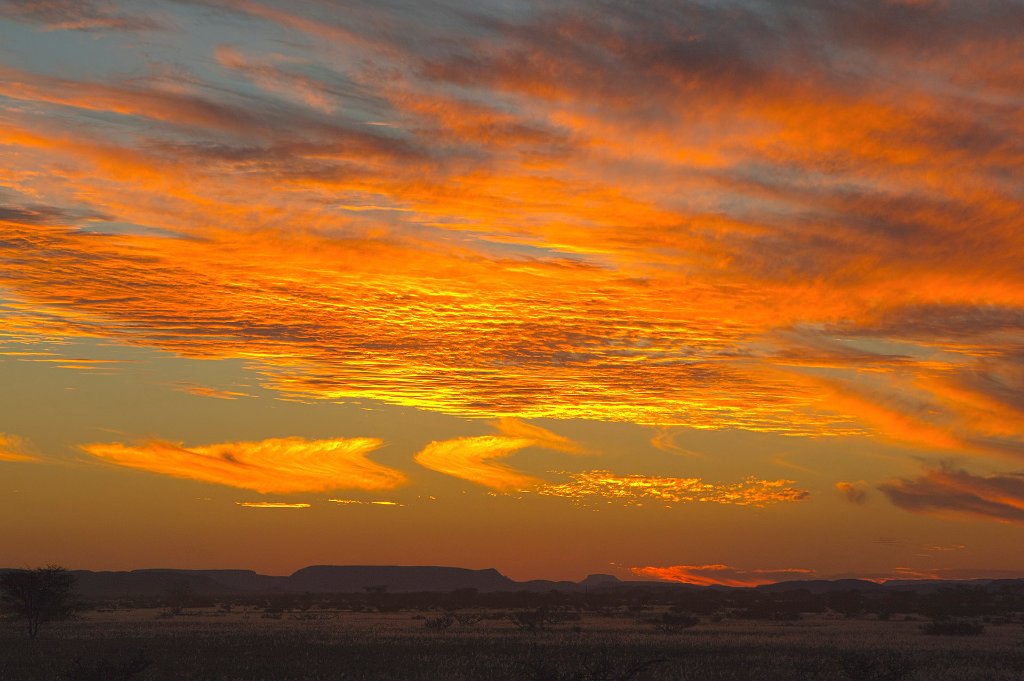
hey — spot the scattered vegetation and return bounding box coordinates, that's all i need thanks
[643,612,699,633]
[0,566,78,639]
[523,647,665,681]
[3,577,1024,680]
[424,613,455,630]
[837,650,914,681]
[64,651,152,681]
[920,618,986,636]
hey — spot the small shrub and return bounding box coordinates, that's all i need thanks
[644,612,699,634]
[510,608,559,632]
[524,648,665,681]
[921,618,985,636]
[455,612,482,626]
[64,651,152,681]
[839,650,914,681]
[424,613,455,630]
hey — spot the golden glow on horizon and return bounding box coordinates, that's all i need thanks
[631,564,816,588]
[82,437,405,494]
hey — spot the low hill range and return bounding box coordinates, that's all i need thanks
[3,565,1022,599]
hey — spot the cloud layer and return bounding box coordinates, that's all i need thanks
[0,0,1021,455]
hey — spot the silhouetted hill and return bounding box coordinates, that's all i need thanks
[580,573,621,588]
[756,579,885,594]
[68,569,285,598]
[288,565,515,593]
[3,566,1020,599]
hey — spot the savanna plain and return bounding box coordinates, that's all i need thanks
[4,596,1024,681]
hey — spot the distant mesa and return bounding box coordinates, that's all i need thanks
[1,566,1018,598]
[580,573,622,588]
[289,565,515,593]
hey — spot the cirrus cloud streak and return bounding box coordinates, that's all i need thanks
[537,472,808,508]
[0,433,36,462]
[81,436,405,494]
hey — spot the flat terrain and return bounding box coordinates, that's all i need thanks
[2,608,1023,680]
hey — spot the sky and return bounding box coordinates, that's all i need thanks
[1,0,1023,585]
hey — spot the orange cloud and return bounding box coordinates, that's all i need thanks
[536,471,808,507]
[171,382,251,400]
[649,428,702,457]
[0,434,36,462]
[215,45,336,113]
[492,417,583,454]
[236,501,311,509]
[836,480,869,505]
[631,564,815,588]
[82,436,405,494]
[414,436,542,490]
[414,420,582,489]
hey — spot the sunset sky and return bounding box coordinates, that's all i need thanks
[2,0,1023,585]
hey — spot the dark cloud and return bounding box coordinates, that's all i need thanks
[879,463,1024,523]
[836,481,869,505]
[827,305,1024,340]
[0,192,110,226]
[0,0,165,31]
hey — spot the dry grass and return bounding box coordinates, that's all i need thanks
[2,608,1023,680]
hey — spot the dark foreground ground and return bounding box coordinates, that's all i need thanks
[3,609,1024,681]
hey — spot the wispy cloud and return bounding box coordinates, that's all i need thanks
[328,498,403,507]
[215,45,337,113]
[492,417,584,454]
[0,433,36,462]
[0,0,165,32]
[649,428,703,457]
[414,419,581,490]
[415,436,542,491]
[170,382,251,400]
[631,564,815,588]
[536,471,808,508]
[635,563,1024,585]
[236,501,311,509]
[879,463,1024,523]
[82,436,405,494]
[836,480,869,505]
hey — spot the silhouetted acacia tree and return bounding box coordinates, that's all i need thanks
[0,565,77,638]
